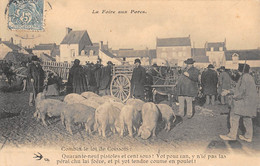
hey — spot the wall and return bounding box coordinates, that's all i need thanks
[0,44,12,59]
[156,46,191,66]
[226,60,260,69]
[99,51,121,65]
[59,44,79,63]
[206,51,226,68]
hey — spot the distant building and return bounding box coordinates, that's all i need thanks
[225,49,260,69]
[112,49,156,65]
[191,48,209,68]
[156,36,191,66]
[0,38,29,60]
[205,40,226,68]
[58,28,121,65]
[32,43,60,60]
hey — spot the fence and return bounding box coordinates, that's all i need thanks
[42,61,72,81]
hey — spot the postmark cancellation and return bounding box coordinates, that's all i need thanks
[8,0,44,31]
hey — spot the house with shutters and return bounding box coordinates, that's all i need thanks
[156,36,192,66]
[58,28,121,65]
[225,49,260,69]
[205,40,226,68]
[191,48,210,68]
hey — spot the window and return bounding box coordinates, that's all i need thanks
[71,49,75,57]
[210,47,214,51]
[123,57,126,61]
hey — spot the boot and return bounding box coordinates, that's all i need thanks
[29,93,34,106]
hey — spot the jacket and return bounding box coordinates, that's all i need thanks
[201,69,218,95]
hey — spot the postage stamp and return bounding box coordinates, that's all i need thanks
[8,0,44,31]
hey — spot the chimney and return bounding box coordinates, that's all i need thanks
[10,37,13,44]
[66,27,72,35]
[100,41,104,50]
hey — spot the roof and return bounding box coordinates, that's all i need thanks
[192,56,209,63]
[60,30,92,45]
[40,53,56,61]
[101,49,116,58]
[34,43,56,50]
[207,42,225,48]
[192,48,206,56]
[4,52,32,63]
[84,44,99,55]
[156,37,191,47]
[225,49,260,61]
[0,41,22,51]
[113,49,155,58]
[52,45,60,57]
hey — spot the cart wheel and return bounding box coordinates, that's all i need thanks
[110,74,131,102]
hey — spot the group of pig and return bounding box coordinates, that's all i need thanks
[34,92,176,139]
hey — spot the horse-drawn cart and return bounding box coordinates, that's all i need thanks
[110,64,179,102]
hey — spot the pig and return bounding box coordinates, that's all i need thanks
[138,102,160,139]
[79,99,100,109]
[156,104,176,132]
[81,91,100,99]
[102,95,123,103]
[126,98,145,111]
[34,92,67,126]
[61,103,96,135]
[95,102,121,138]
[88,96,106,105]
[119,104,142,137]
[63,93,85,104]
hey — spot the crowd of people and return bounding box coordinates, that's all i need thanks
[0,55,259,143]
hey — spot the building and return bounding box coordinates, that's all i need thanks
[112,49,156,65]
[225,49,260,69]
[59,28,121,65]
[205,40,226,68]
[191,48,210,68]
[32,43,60,60]
[0,38,28,60]
[156,36,191,66]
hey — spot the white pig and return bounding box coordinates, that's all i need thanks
[63,93,85,104]
[156,104,176,132]
[81,91,100,99]
[138,102,160,139]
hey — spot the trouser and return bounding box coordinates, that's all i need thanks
[178,96,193,117]
[29,93,34,106]
[206,95,215,105]
[228,111,253,139]
[221,95,226,105]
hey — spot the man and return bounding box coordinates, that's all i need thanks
[220,64,258,142]
[176,58,200,118]
[67,59,88,94]
[218,66,232,105]
[201,64,218,105]
[27,56,45,106]
[131,59,146,100]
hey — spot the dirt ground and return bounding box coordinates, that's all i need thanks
[0,79,260,157]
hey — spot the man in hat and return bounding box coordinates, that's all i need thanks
[27,56,45,106]
[220,64,258,142]
[176,58,200,118]
[218,66,232,105]
[67,59,88,94]
[131,58,146,100]
[201,64,218,105]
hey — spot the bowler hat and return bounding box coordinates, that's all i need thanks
[207,64,214,69]
[107,61,113,65]
[134,59,141,64]
[74,59,80,65]
[219,66,225,71]
[31,55,39,61]
[152,63,158,67]
[184,58,195,64]
[238,63,250,73]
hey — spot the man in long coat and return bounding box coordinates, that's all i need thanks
[201,64,218,105]
[218,66,232,105]
[176,58,200,118]
[131,59,146,100]
[67,59,87,94]
[27,56,45,106]
[220,64,258,142]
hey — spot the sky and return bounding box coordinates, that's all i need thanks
[0,0,260,50]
